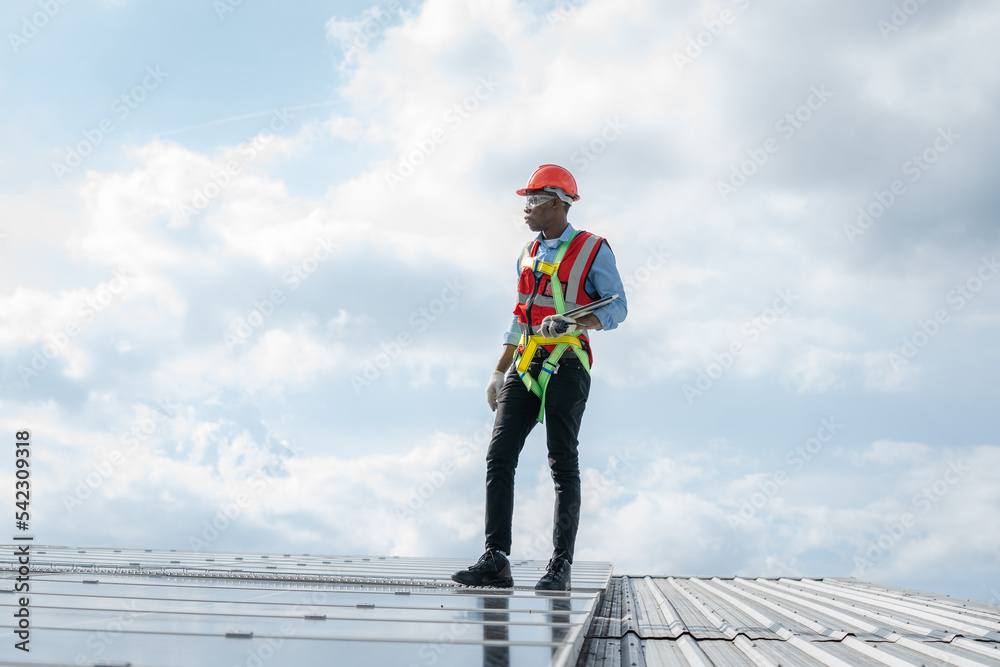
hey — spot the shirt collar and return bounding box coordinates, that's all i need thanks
[536,223,575,247]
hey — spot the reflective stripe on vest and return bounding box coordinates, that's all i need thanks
[565,233,601,305]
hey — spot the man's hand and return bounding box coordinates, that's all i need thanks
[539,314,576,339]
[486,370,505,411]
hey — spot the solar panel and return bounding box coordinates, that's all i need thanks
[1,546,613,666]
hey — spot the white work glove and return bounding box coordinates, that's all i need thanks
[539,314,576,339]
[486,370,505,412]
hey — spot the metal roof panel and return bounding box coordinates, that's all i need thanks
[578,577,1000,667]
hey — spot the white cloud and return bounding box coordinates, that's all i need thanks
[2,0,999,603]
[854,439,933,466]
[327,116,363,141]
[0,273,134,377]
[780,346,853,393]
[242,329,345,392]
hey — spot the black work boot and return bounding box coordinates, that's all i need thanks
[451,550,514,588]
[535,556,571,591]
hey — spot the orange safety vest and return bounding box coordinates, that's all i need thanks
[512,229,606,422]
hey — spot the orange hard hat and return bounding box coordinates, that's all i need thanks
[516,164,580,200]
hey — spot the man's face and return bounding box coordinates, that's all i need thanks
[523,189,561,233]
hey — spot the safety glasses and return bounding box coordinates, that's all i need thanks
[524,194,556,209]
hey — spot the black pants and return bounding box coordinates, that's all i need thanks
[484,354,591,563]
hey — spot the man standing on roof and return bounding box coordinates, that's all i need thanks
[452,164,627,591]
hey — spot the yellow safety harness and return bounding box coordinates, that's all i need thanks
[512,234,592,423]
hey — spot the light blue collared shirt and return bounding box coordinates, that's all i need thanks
[503,223,628,346]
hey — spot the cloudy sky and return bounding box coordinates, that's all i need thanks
[1,0,998,603]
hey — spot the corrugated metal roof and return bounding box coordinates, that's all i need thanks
[578,576,1000,667]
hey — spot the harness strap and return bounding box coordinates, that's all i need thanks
[512,232,594,423]
[515,334,582,376]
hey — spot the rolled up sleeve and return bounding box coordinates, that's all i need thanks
[503,316,521,346]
